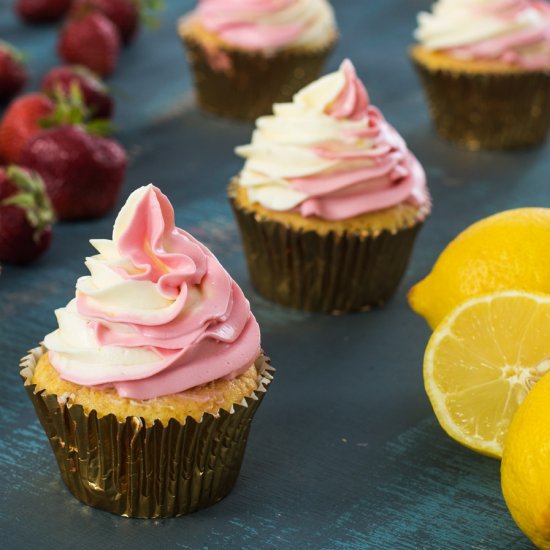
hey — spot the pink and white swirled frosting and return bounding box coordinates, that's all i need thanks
[44,185,261,400]
[415,0,550,69]
[189,0,336,50]
[235,60,429,221]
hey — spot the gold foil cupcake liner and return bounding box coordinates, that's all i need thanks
[229,194,423,314]
[411,58,550,150]
[20,346,274,518]
[180,31,336,121]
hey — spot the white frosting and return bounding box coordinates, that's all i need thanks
[192,0,337,51]
[249,0,336,48]
[415,0,548,50]
[45,300,164,377]
[235,60,429,221]
[235,64,366,210]
[44,187,170,378]
[235,58,431,224]
[44,185,261,400]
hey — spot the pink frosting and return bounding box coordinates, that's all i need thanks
[195,0,307,50]
[289,61,428,221]
[447,1,550,69]
[49,186,261,400]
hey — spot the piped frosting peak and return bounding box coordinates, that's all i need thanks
[45,185,261,400]
[236,60,429,221]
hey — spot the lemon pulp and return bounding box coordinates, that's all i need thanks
[424,291,550,458]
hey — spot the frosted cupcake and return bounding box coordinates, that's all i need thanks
[20,185,273,518]
[411,0,550,149]
[229,60,431,313]
[178,0,338,120]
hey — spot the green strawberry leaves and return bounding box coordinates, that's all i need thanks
[0,39,27,65]
[40,82,113,136]
[135,0,165,29]
[3,166,55,241]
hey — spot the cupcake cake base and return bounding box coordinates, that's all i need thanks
[179,20,336,121]
[21,346,274,518]
[410,46,550,150]
[229,181,426,314]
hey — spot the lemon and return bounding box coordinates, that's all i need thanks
[424,291,550,458]
[502,371,550,549]
[409,208,550,329]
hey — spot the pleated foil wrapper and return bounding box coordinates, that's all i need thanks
[20,346,274,518]
[180,32,336,121]
[229,191,423,314]
[412,57,550,150]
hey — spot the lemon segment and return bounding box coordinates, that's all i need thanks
[424,291,550,458]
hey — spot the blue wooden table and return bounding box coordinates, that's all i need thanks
[1,1,546,548]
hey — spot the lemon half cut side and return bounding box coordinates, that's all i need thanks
[423,291,550,458]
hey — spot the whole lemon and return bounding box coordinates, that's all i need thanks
[408,208,550,329]
[501,369,550,549]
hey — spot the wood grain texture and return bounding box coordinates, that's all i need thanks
[0,0,546,548]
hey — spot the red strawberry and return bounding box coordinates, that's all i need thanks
[41,65,114,119]
[0,41,27,103]
[15,0,72,24]
[58,13,120,78]
[20,125,127,219]
[0,93,55,164]
[71,0,139,45]
[0,165,54,264]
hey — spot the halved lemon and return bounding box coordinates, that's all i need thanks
[424,291,550,458]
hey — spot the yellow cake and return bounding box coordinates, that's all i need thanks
[33,352,260,426]
[410,44,531,75]
[230,179,426,238]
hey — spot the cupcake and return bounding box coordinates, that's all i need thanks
[229,60,431,314]
[411,0,550,150]
[178,0,338,120]
[20,185,273,518]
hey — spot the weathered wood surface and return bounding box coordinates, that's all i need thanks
[1,1,546,548]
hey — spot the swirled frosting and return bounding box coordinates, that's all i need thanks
[415,0,550,69]
[44,185,261,400]
[190,0,336,50]
[235,60,429,221]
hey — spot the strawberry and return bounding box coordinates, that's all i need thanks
[15,0,72,24]
[20,125,127,219]
[58,13,120,78]
[0,165,54,264]
[0,93,55,164]
[41,65,114,119]
[71,0,139,45]
[0,41,27,104]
